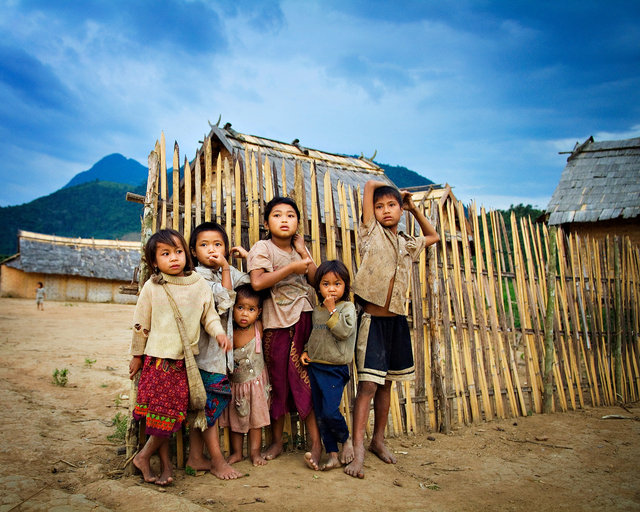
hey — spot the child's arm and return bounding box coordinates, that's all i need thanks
[250,259,312,290]
[230,246,249,260]
[401,191,440,248]
[362,180,388,224]
[326,302,357,340]
[293,234,317,285]
[129,356,143,379]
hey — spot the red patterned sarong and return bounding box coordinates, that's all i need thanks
[133,356,188,437]
[263,312,312,420]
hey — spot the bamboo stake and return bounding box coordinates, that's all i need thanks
[224,157,232,239]
[183,157,192,243]
[204,137,212,222]
[543,226,558,413]
[614,236,623,402]
[294,160,307,238]
[251,151,260,244]
[281,159,287,196]
[153,139,160,232]
[234,158,242,250]
[160,132,167,228]
[323,169,336,260]
[347,185,361,268]
[194,151,202,226]
[172,142,180,231]
[215,153,223,225]
[264,155,273,202]
[309,162,322,264]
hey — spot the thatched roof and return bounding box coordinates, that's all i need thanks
[205,123,395,225]
[546,136,640,225]
[5,230,141,281]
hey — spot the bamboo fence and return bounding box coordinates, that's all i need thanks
[128,134,640,463]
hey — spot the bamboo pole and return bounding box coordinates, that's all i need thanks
[309,162,322,264]
[543,226,558,413]
[194,151,202,226]
[614,236,623,402]
[250,151,260,244]
[183,157,192,243]
[264,155,273,202]
[224,157,232,239]
[234,158,242,250]
[204,138,212,222]
[153,139,160,232]
[215,153,223,225]
[281,159,287,196]
[160,132,167,229]
[323,169,336,260]
[172,142,180,231]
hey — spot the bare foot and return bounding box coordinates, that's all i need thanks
[211,458,243,480]
[226,452,244,464]
[155,466,173,486]
[344,443,365,479]
[262,442,283,461]
[133,454,157,483]
[304,451,319,471]
[251,451,267,466]
[185,455,211,472]
[321,452,341,471]
[340,438,354,465]
[369,439,397,464]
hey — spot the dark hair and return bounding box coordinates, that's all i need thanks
[263,196,300,240]
[144,229,193,274]
[234,283,263,307]
[314,260,351,303]
[189,221,229,262]
[37,281,43,287]
[373,185,402,205]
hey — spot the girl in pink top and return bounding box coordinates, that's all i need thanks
[246,196,322,470]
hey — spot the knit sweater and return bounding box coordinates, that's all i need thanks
[303,301,357,365]
[130,272,225,360]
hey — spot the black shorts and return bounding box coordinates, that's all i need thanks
[355,313,414,385]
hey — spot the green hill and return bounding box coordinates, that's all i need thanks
[63,153,148,189]
[0,180,145,257]
[376,162,434,188]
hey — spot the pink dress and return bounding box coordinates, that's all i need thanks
[220,326,271,433]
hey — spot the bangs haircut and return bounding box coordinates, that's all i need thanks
[264,196,300,222]
[189,221,229,261]
[373,185,402,205]
[144,228,194,274]
[314,259,351,302]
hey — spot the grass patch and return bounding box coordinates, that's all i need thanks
[107,412,127,443]
[52,368,69,386]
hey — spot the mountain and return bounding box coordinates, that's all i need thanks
[63,153,148,189]
[0,181,145,257]
[376,162,434,189]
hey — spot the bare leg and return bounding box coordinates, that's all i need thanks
[303,410,322,471]
[203,424,243,479]
[321,451,341,471]
[249,428,267,466]
[156,438,174,486]
[262,416,284,460]
[186,428,210,471]
[344,381,377,478]
[227,431,245,464]
[369,380,396,464]
[340,437,354,465]
[133,434,164,483]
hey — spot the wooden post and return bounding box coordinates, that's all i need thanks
[543,226,558,413]
[614,236,623,402]
[172,142,180,231]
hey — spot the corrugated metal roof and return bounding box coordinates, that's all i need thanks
[546,136,640,225]
[5,230,140,281]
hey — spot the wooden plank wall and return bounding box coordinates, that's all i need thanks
[144,135,640,439]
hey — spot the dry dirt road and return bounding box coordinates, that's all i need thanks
[0,297,638,511]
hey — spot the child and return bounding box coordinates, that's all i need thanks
[129,229,231,486]
[344,181,440,479]
[35,282,45,310]
[186,221,249,480]
[247,196,323,470]
[225,284,271,466]
[301,260,357,471]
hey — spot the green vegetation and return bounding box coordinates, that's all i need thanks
[52,368,69,386]
[84,358,96,368]
[107,412,127,443]
[0,180,145,255]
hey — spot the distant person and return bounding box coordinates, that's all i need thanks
[344,181,440,479]
[301,260,357,471]
[128,229,230,486]
[35,282,45,310]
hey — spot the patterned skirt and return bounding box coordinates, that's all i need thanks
[200,370,232,427]
[133,356,189,438]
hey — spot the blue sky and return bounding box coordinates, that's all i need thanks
[1,0,639,209]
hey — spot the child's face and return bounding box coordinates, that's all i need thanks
[154,237,186,276]
[265,203,299,240]
[233,296,261,329]
[193,230,226,268]
[374,194,403,229]
[318,271,346,303]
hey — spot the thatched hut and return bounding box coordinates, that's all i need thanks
[0,230,140,303]
[544,136,640,243]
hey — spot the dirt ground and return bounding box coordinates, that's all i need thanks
[0,297,639,512]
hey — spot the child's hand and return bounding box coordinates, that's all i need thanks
[216,333,232,352]
[292,234,307,255]
[230,246,248,259]
[208,252,229,269]
[323,296,336,313]
[300,352,311,365]
[291,257,312,275]
[129,356,142,380]
[401,190,416,211]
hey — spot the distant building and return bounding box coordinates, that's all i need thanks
[0,230,140,303]
[544,136,640,243]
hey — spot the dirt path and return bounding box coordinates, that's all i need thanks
[0,297,638,511]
